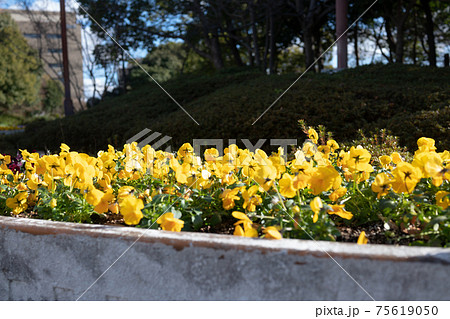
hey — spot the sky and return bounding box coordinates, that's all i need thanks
[0,0,386,99]
[1,0,128,100]
[4,0,63,12]
[2,0,448,102]
[0,0,385,100]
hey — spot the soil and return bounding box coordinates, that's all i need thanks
[10,211,420,245]
[337,222,389,244]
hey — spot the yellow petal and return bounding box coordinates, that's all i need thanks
[310,197,323,214]
[313,212,319,223]
[264,226,282,239]
[357,231,368,245]
[232,211,250,221]
[233,225,245,236]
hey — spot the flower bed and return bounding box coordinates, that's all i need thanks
[1,215,449,300]
[0,129,449,246]
[0,125,25,135]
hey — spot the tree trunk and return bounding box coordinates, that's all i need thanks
[263,14,270,72]
[227,33,244,67]
[210,36,224,69]
[412,11,418,64]
[313,27,322,72]
[395,27,405,64]
[268,12,276,74]
[245,30,254,66]
[224,16,244,67]
[303,28,315,69]
[121,52,127,92]
[303,0,318,71]
[393,0,415,64]
[249,1,261,67]
[421,0,437,67]
[354,21,359,67]
[192,0,224,69]
[384,18,396,63]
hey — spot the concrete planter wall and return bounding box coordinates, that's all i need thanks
[0,215,449,300]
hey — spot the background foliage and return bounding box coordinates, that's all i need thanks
[0,64,448,155]
[0,12,41,113]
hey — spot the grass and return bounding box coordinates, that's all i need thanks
[0,113,23,127]
[0,63,449,155]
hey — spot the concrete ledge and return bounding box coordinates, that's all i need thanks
[0,216,449,300]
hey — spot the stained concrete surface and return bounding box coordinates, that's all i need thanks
[0,216,449,300]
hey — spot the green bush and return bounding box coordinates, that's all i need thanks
[42,78,64,114]
[0,12,41,112]
[1,64,449,155]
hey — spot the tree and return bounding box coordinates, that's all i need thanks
[77,0,449,75]
[42,76,64,113]
[77,0,296,74]
[0,12,41,112]
[420,0,436,66]
[12,1,86,109]
[129,42,188,84]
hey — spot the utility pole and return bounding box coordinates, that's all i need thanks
[336,0,348,69]
[60,0,74,116]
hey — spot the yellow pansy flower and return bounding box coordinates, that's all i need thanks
[157,212,184,232]
[60,143,70,154]
[94,190,116,214]
[119,195,144,225]
[0,154,11,169]
[308,165,341,195]
[279,173,297,198]
[327,204,353,220]
[371,173,392,198]
[177,143,194,158]
[253,165,277,192]
[329,187,347,202]
[308,128,318,144]
[347,146,373,173]
[242,185,262,212]
[391,152,403,164]
[263,226,282,240]
[85,188,104,207]
[391,162,422,194]
[43,155,65,176]
[379,155,392,169]
[220,188,240,210]
[27,173,41,191]
[415,137,437,155]
[6,192,28,215]
[327,139,339,152]
[117,186,135,202]
[436,191,449,210]
[232,211,257,237]
[204,148,219,162]
[424,155,449,187]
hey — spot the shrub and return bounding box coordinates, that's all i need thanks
[1,133,449,246]
[1,64,448,155]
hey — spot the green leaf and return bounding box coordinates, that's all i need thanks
[171,209,182,219]
[285,199,294,207]
[202,196,213,203]
[6,174,14,183]
[209,213,222,226]
[427,216,448,229]
[152,194,168,204]
[379,199,397,211]
[191,215,203,230]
